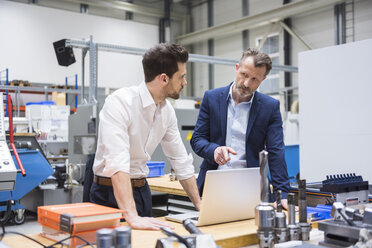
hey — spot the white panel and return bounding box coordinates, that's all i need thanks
[299,39,372,183]
[191,42,209,97]
[355,0,372,41]
[0,1,158,89]
[214,0,242,26]
[248,0,284,16]
[192,2,208,31]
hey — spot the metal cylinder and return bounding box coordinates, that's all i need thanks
[257,230,275,248]
[287,224,300,241]
[275,212,287,229]
[96,228,114,248]
[255,203,275,248]
[299,222,311,241]
[274,212,288,243]
[287,193,296,225]
[114,226,131,248]
[255,203,275,230]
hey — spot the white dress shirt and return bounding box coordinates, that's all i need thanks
[93,82,194,180]
[218,82,254,170]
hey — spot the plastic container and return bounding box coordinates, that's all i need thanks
[307,204,332,221]
[146,161,165,177]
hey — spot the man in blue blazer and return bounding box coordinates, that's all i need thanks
[191,48,290,208]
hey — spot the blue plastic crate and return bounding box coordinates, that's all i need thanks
[25,101,55,105]
[307,205,332,221]
[146,161,165,177]
[268,145,299,183]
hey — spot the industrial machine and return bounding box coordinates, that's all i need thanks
[0,93,17,192]
[318,202,372,247]
[0,93,53,224]
[151,108,203,174]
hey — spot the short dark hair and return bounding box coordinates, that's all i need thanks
[142,43,189,83]
[240,48,272,76]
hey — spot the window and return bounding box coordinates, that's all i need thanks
[256,34,279,95]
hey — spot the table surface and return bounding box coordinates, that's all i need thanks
[147,175,187,196]
[2,218,259,248]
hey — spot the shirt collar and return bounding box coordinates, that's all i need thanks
[139,81,155,108]
[228,82,255,105]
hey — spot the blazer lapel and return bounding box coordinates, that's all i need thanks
[219,84,231,144]
[246,92,261,139]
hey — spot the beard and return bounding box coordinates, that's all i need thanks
[168,92,180,99]
[167,86,183,99]
[236,85,253,98]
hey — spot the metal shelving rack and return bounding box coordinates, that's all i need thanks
[0,84,80,117]
[65,36,298,105]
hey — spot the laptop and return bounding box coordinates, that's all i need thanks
[165,167,260,226]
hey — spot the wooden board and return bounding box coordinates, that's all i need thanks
[2,218,258,248]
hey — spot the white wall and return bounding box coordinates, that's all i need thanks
[299,39,372,183]
[0,1,158,88]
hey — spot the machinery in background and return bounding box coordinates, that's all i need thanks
[0,93,17,192]
[151,108,203,174]
[291,173,370,208]
[320,173,369,206]
[0,93,53,224]
[68,104,99,167]
[318,202,372,247]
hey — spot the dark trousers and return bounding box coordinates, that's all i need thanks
[89,181,152,217]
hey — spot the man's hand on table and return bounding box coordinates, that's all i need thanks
[125,215,174,230]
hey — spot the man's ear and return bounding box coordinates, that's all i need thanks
[160,73,168,84]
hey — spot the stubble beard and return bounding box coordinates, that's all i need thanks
[237,85,253,99]
[167,87,182,100]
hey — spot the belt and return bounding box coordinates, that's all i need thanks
[94,175,146,188]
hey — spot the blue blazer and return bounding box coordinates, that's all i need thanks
[190,83,290,198]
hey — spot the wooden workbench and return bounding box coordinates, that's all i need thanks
[2,218,258,248]
[147,175,187,196]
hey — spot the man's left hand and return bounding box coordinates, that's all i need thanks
[273,199,288,210]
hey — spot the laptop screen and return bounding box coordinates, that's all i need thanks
[197,167,260,226]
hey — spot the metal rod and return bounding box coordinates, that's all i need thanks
[0,85,80,94]
[278,21,312,50]
[65,38,298,72]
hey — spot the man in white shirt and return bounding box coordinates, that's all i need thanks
[91,43,201,230]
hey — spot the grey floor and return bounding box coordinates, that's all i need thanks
[1,213,41,236]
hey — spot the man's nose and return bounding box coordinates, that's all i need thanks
[183,79,188,86]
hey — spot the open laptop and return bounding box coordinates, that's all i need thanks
[165,167,260,226]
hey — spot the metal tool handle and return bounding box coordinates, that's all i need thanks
[183,218,202,234]
[276,190,282,213]
[259,150,269,203]
[287,193,296,225]
[298,179,307,223]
